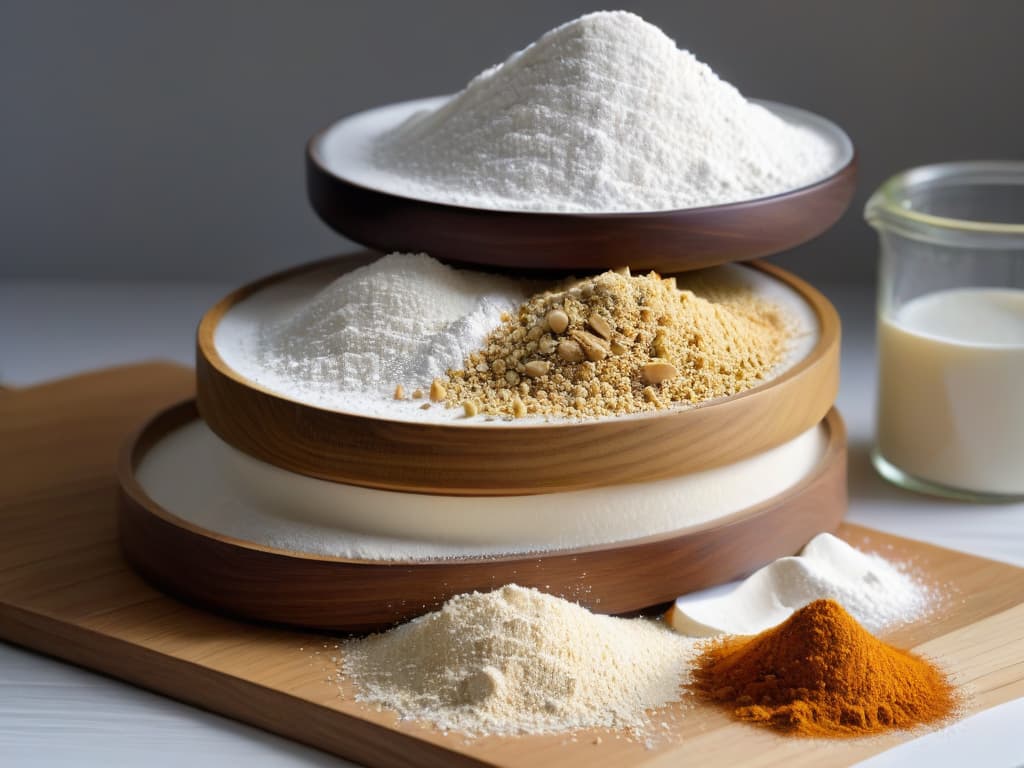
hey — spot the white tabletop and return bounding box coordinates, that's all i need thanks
[1,276,1022,767]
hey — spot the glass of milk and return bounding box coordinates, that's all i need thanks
[865,161,1024,501]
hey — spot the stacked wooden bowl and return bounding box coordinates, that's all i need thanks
[118,99,856,632]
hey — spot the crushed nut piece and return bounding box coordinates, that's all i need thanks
[557,339,585,363]
[571,330,610,362]
[545,308,569,334]
[524,360,551,378]
[512,396,527,418]
[430,379,447,402]
[641,361,678,386]
[587,313,613,340]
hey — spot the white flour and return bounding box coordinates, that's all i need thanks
[258,253,527,397]
[137,419,827,560]
[339,585,696,736]
[371,11,838,212]
[666,533,936,637]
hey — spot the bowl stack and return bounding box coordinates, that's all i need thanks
[118,99,856,633]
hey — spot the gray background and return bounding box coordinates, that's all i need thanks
[2,0,1022,285]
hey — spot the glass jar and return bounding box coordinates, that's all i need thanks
[865,161,1024,501]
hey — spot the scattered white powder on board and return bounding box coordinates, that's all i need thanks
[371,11,838,212]
[259,253,527,397]
[666,533,936,637]
[340,584,696,736]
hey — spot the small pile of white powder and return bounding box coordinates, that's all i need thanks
[340,584,696,736]
[666,533,937,637]
[259,253,527,397]
[372,11,838,212]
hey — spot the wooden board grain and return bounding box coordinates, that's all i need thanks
[2,363,1023,768]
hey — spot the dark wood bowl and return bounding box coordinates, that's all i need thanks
[118,403,847,633]
[306,97,857,274]
[196,257,840,496]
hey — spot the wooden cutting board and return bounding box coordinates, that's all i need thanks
[1,363,1022,768]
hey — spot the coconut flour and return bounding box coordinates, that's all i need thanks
[371,11,838,212]
[339,585,696,736]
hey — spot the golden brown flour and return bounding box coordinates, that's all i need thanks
[339,585,696,736]
[440,269,787,418]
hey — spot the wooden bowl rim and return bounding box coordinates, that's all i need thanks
[198,256,838,433]
[306,96,856,219]
[119,402,846,568]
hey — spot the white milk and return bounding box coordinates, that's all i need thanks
[877,288,1024,496]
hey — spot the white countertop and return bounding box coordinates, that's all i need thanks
[1,276,1022,767]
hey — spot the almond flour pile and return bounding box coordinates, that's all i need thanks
[339,585,696,736]
[431,269,788,419]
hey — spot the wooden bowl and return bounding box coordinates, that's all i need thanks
[196,257,840,496]
[118,405,847,633]
[306,97,857,273]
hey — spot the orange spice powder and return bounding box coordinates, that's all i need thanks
[692,599,957,738]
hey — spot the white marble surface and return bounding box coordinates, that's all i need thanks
[1,276,1022,767]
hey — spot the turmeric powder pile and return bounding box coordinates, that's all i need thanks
[693,599,957,738]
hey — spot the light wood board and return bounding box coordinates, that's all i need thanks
[1,363,1023,768]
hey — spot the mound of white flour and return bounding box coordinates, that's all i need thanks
[372,11,838,212]
[259,253,527,397]
[667,534,936,637]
